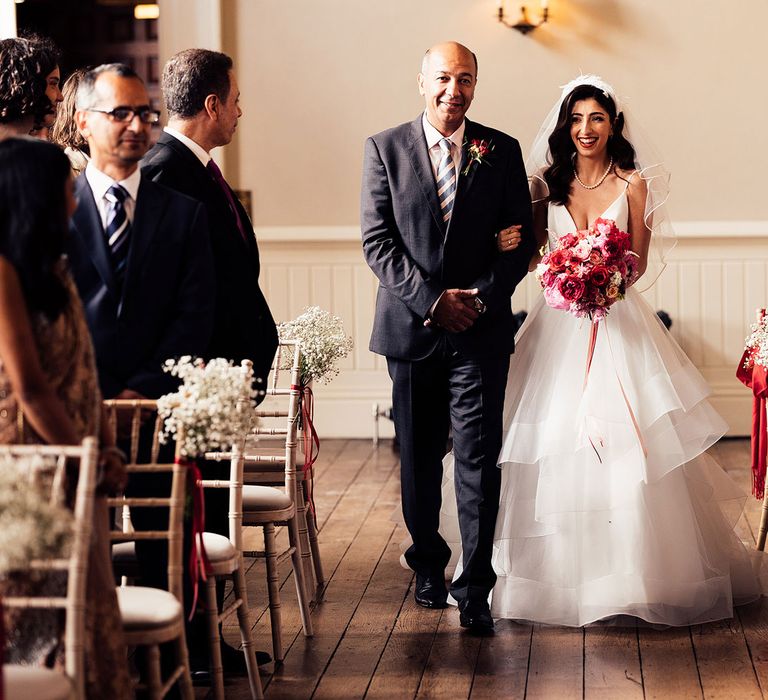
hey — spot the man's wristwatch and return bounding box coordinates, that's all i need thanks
[473,297,487,315]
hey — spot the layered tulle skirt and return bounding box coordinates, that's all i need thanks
[440,288,765,626]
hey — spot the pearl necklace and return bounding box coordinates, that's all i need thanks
[573,157,614,190]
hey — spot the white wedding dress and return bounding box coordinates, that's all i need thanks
[440,189,765,626]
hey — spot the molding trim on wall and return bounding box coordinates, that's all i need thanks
[256,222,768,243]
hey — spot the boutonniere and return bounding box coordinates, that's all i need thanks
[461,138,494,176]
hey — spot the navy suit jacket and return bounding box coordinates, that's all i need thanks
[361,116,535,360]
[68,172,216,399]
[141,132,278,386]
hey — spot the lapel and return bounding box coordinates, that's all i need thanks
[72,175,118,299]
[124,177,162,295]
[454,118,481,207]
[406,116,444,231]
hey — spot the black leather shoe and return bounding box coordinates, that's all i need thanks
[414,573,448,608]
[190,643,272,683]
[458,599,495,635]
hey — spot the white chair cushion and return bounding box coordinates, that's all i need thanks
[116,585,183,630]
[242,484,292,510]
[200,532,236,562]
[3,664,71,700]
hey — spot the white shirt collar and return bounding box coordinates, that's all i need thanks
[422,112,465,152]
[163,126,211,167]
[84,162,141,203]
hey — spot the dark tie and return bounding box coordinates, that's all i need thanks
[206,159,249,244]
[104,184,131,285]
[437,138,456,224]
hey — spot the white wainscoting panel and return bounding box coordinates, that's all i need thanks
[257,224,768,438]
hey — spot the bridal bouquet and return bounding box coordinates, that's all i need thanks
[535,217,638,321]
[157,356,258,458]
[0,455,73,575]
[277,306,353,385]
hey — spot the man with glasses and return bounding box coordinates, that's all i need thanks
[69,62,215,402]
[67,65,216,644]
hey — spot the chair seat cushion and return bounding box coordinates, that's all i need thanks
[243,485,292,510]
[117,585,183,629]
[200,532,237,562]
[3,664,71,700]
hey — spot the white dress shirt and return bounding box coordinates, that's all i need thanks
[84,163,141,230]
[422,112,465,181]
[163,126,211,167]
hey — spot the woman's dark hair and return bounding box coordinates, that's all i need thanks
[544,84,636,205]
[0,138,71,320]
[0,35,60,128]
[50,68,89,151]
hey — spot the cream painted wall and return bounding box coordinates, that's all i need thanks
[220,0,768,225]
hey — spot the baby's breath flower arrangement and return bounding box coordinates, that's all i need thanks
[277,306,353,385]
[157,357,258,458]
[743,314,768,371]
[0,455,73,576]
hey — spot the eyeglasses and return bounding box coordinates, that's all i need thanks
[87,107,161,124]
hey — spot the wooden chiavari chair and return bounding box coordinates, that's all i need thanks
[1,437,98,700]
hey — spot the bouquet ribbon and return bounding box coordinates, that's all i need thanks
[176,458,211,620]
[737,353,768,498]
[583,320,648,461]
[292,384,320,519]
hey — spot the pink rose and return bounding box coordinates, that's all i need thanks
[543,283,569,310]
[559,233,578,248]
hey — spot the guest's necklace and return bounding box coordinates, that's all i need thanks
[573,157,614,190]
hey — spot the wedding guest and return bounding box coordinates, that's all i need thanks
[141,47,277,674]
[0,136,131,698]
[69,62,215,401]
[0,37,53,138]
[23,33,63,134]
[142,48,277,389]
[50,68,90,175]
[68,62,215,610]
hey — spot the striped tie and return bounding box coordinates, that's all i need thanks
[104,184,131,285]
[436,138,456,224]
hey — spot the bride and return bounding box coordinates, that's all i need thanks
[440,75,764,626]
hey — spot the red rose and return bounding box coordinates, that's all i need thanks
[590,265,610,287]
[603,237,622,258]
[548,249,568,271]
[558,275,585,302]
[559,233,578,248]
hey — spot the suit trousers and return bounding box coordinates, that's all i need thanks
[387,340,509,603]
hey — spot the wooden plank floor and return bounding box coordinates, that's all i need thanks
[195,438,768,699]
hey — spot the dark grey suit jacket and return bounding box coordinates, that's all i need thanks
[68,173,216,399]
[361,115,534,360]
[141,132,278,386]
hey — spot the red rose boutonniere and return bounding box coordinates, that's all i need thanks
[461,138,494,176]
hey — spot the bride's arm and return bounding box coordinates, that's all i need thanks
[626,173,651,281]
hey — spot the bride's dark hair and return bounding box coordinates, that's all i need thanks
[544,84,636,205]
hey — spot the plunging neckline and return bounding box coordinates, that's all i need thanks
[563,188,626,232]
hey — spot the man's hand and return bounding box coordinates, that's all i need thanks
[497,224,522,253]
[428,288,480,333]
